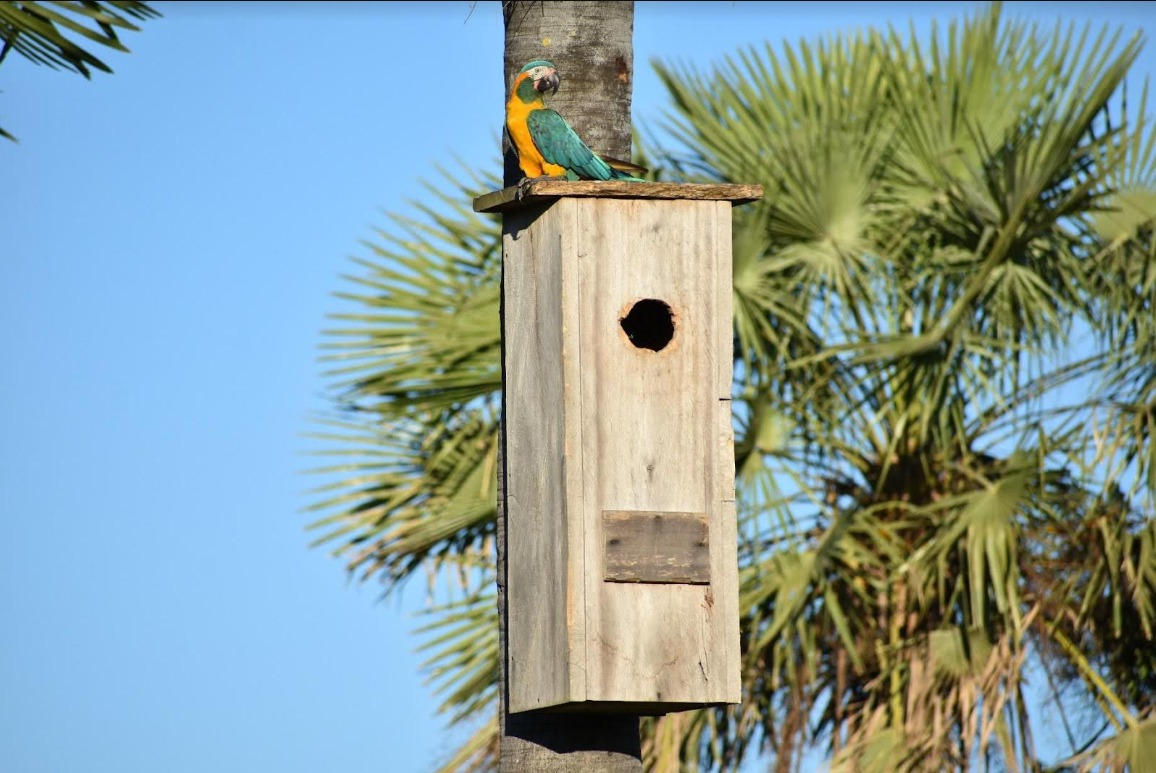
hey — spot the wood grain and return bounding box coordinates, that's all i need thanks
[503,201,583,713]
[575,197,738,706]
[502,195,741,713]
[712,199,744,701]
[603,510,710,584]
[474,180,764,214]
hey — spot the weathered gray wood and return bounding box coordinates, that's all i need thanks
[576,197,738,708]
[503,202,583,712]
[712,199,744,702]
[474,180,764,214]
[503,194,742,714]
[603,510,710,584]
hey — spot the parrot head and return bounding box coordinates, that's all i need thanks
[520,60,560,96]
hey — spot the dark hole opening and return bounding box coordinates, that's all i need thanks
[620,299,675,352]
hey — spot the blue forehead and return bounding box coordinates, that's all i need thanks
[520,60,556,73]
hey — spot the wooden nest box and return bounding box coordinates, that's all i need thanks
[475,179,763,715]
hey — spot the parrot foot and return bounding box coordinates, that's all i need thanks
[515,175,563,201]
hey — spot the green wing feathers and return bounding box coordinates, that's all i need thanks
[526,109,645,182]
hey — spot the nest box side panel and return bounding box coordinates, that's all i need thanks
[574,198,739,706]
[712,199,742,703]
[503,201,587,712]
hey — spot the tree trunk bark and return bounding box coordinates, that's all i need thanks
[502,0,636,187]
[498,3,643,771]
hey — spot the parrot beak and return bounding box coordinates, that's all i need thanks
[536,68,560,96]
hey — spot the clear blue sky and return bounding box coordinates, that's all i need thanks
[2,2,1153,772]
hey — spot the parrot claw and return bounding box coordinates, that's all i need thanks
[515,175,564,201]
[515,176,535,201]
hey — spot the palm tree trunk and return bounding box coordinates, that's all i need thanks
[498,3,643,771]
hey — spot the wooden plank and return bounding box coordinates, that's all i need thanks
[603,510,710,584]
[711,199,743,702]
[536,699,734,715]
[474,180,764,214]
[557,198,590,706]
[575,197,735,706]
[593,584,722,705]
[718,498,742,700]
[503,201,583,713]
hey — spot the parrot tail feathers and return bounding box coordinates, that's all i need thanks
[602,155,649,181]
[609,170,647,182]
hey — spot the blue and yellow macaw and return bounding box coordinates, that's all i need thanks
[505,59,646,183]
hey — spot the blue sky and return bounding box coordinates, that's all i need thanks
[2,2,1153,772]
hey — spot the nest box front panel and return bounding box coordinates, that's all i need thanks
[573,197,739,707]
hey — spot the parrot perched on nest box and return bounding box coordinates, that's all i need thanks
[505,59,647,183]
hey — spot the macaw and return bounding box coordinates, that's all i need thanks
[505,59,646,183]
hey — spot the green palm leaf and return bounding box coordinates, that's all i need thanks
[0,1,159,141]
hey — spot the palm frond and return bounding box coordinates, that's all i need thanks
[308,163,503,587]
[0,1,159,140]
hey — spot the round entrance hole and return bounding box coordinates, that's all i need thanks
[620,298,675,352]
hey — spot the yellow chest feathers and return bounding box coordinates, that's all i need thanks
[506,83,565,178]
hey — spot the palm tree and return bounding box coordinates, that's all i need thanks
[0,1,159,141]
[309,3,1156,771]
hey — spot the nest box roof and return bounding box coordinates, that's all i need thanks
[472,180,764,214]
